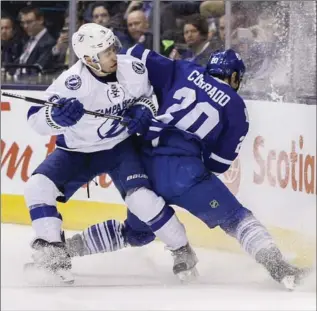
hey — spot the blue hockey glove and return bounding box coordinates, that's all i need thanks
[49,97,85,127]
[124,104,153,135]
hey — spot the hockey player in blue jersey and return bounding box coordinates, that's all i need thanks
[23,24,198,284]
[66,47,307,289]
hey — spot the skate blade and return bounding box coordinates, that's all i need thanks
[23,262,74,286]
[176,267,199,284]
[281,275,296,291]
[281,267,312,291]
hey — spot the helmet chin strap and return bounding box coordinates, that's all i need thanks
[85,61,112,76]
[96,68,111,76]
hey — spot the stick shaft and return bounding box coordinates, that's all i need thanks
[1,91,125,122]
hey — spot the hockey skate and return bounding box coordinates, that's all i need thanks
[24,238,74,285]
[171,243,199,283]
[256,247,309,290]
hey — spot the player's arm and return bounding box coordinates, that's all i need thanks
[27,73,84,136]
[124,44,176,91]
[203,105,249,174]
[113,54,158,136]
[116,54,154,99]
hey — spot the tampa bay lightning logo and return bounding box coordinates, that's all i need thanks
[65,75,82,90]
[132,61,145,74]
[78,34,84,42]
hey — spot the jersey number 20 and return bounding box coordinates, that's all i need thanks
[163,87,220,139]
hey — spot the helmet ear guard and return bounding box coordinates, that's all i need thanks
[82,55,102,71]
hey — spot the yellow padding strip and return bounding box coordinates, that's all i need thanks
[1,194,315,266]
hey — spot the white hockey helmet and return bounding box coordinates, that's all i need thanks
[72,23,121,72]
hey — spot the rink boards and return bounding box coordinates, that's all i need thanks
[1,90,316,265]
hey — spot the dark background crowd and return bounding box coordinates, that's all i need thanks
[1,1,316,102]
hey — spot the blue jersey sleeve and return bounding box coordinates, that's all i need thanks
[125,44,176,91]
[202,102,249,174]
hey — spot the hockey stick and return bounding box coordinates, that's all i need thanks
[1,91,128,125]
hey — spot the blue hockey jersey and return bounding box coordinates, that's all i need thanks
[125,44,249,174]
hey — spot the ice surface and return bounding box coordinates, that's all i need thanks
[1,224,316,310]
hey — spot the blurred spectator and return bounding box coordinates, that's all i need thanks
[124,0,142,17]
[15,6,56,74]
[233,10,279,77]
[83,2,128,31]
[218,15,226,42]
[90,2,129,48]
[124,1,153,33]
[232,9,282,96]
[160,1,200,37]
[125,9,152,49]
[171,14,215,66]
[51,8,84,69]
[1,15,24,66]
[91,2,110,27]
[231,2,253,30]
[51,14,70,68]
[209,15,225,51]
[249,10,278,44]
[124,1,153,20]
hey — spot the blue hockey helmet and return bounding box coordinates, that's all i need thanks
[206,49,246,84]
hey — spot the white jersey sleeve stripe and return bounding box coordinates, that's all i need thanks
[141,49,150,64]
[149,126,163,132]
[210,153,233,165]
[126,45,136,56]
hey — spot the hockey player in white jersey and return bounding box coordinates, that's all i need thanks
[24,23,197,283]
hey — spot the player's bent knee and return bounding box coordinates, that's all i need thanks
[24,174,60,207]
[219,206,253,236]
[125,187,165,223]
[124,223,155,247]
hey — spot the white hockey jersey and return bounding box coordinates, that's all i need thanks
[27,54,152,153]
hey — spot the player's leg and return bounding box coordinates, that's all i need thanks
[164,157,307,289]
[67,209,198,280]
[67,210,155,257]
[23,148,88,282]
[65,150,307,287]
[107,138,198,278]
[67,138,198,279]
[219,204,308,289]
